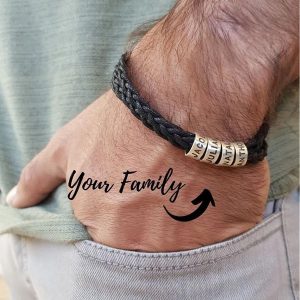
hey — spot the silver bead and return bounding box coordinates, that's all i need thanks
[218,142,236,166]
[232,142,248,167]
[186,133,248,167]
[201,138,222,164]
[185,134,208,160]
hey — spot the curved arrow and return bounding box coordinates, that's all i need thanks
[163,189,215,222]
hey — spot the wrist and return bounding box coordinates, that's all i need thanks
[127,28,265,143]
[126,0,298,143]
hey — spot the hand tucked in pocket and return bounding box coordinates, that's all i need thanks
[6,90,270,252]
[6,0,298,251]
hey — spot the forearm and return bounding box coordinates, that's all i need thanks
[94,0,298,250]
[107,0,297,249]
[8,0,298,252]
[128,0,298,141]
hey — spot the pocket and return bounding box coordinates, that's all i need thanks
[72,212,293,300]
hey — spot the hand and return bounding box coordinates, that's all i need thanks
[7,0,298,252]
[6,90,270,252]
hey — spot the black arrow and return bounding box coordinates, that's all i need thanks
[163,189,215,222]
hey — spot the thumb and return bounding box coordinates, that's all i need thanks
[6,141,66,208]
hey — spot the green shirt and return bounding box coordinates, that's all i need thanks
[0,0,298,241]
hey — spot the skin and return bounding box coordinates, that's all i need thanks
[6,0,298,252]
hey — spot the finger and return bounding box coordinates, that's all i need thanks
[6,140,66,208]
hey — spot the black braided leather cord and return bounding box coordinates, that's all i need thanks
[112,54,269,164]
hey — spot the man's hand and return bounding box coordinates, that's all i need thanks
[6,0,298,252]
[6,90,270,251]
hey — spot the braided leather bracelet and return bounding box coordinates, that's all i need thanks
[112,54,269,167]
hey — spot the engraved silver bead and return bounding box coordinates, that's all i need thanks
[201,138,222,165]
[186,134,248,167]
[185,134,208,160]
[232,142,248,167]
[218,142,236,167]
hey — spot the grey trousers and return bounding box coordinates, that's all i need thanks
[0,190,299,300]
